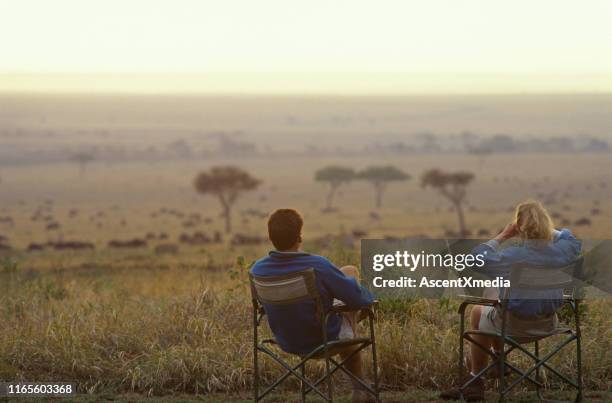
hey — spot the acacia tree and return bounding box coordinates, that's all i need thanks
[421,169,474,236]
[314,166,355,212]
[194,166,261,233]
[357,166,410,209]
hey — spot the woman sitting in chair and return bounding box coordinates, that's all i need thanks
[441,200,582,401]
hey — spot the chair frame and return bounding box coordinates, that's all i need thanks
[250,268,380,402]
[457,257,584,403]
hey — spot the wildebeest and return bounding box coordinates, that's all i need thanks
[231,233,267,246]
[310,234,354,249]
[352,229,367,238]
[27,243,46,252]
[477,228,491,236]
[154,243,180,255]
[369,212,381,220]
[213,231,223,243]
[179,232,211,245]
[242,208,267,219]
[108,239,147,248]
[46,222,61,230]
[575,217,592,226]
[50,241,95,251]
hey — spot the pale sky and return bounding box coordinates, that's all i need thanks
[1,0,611,93]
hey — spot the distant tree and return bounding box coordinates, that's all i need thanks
[357,166,410,209]
[194,166,261,233]
[415,131,441,152]
[421,169,474,236]
[583,137,609,152]
[467,145,492,168]
[315,166,355,212]
[483,134,517,153]
[168,139,193,158]
[71,152,95,175]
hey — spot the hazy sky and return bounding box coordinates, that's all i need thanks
[1,0,611,93]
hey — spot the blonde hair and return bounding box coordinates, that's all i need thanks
[514,200,554,241]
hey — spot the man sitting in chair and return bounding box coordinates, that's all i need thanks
[441,200,581,401]
[250,208,375,403]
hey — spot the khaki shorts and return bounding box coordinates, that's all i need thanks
[337,315,355,340]
[479,306,559,340]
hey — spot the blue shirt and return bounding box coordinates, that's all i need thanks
[250,251,374,355]
[473,229,582,316]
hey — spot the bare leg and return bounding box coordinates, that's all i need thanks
[481,288,503,352]
[469,306,488,373]
[469,306,500,374]
[340,265,368,322]
[339,265,366,390]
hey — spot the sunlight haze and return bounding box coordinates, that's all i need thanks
[1,0,611,93]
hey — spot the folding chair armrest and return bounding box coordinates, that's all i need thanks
[330,301,378,324]
[330,302,350,312]
[330,300,378,314]
[563,294,582,311]
[459,295,499,304]
[458,295,498,313]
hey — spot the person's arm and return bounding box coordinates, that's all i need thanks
[471,223,519,273]
[474,223,517,257]
[552,228,582,261]
[319,262,374,308]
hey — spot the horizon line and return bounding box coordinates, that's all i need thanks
[2,89,612,97]
[2,72,612,95]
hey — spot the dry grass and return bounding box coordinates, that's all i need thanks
[1,152,611,399]
[1,245,610,399]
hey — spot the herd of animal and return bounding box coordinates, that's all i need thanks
[0,179,604,257]
[0,200,275,256]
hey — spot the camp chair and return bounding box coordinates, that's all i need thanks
[457,257,584,402]
[249,268,380,402]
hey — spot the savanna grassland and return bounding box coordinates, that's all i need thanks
[0,94,611,401]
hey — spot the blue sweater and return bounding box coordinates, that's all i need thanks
[250,251,374,355]
[473,229,582,316]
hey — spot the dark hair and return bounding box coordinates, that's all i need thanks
[268,209,303,251]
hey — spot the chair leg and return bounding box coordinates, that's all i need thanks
[458,309,466,400]
[369,314,380,402]
[575,334,582,403]
[575,303,583,403]
[300,363,306,403]
[253,356,259,403]
[498,338,506,403]
[325,348,334,403]
[326,356,334,403]
[253,309,259,403]
[535,340,543,401]
[253,343,259,402]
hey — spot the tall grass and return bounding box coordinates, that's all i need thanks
[0,248,610,396]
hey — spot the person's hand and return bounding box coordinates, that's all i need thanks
[494,223,518,243]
